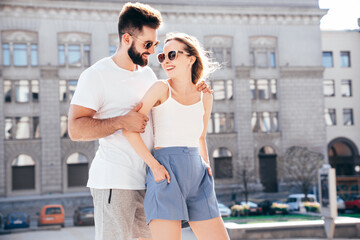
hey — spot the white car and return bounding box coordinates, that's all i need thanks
[286,194,317,212]
[218,203,231,217]
[337,196,346,213]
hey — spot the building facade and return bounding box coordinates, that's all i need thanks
[0,0,327,199]
[322,30,360,199]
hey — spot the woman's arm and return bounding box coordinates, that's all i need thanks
[199,92,213,176]
[123,81,171,183]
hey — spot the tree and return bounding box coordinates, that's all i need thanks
[283,146,324,200]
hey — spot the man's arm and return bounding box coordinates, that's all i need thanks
[68,103,148,141]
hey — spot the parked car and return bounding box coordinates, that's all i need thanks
[73,206,94,226]
[4,212,30,230]
[0,212,3,228]
[286,194,316,212]
[345,195,360,212]
[258,200,289,215]
[38,204,65,227]
[240,201,262,215]
[337,196,346,213]
[218,203,231,218]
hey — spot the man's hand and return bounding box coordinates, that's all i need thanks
[196,80,213,94]
[121,103,149,133]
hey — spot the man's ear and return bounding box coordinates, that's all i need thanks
[121,33,132,46]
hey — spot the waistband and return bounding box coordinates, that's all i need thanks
[153,147,199,156]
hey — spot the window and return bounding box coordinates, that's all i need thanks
[340,51,351,67]
[208,112,235,134]
[341,80,352,97]
[210,47,231,67]
[323,80,335,97]
[2,43,10,66]
[343,109,353,126]
[325,109,336,126]
[12,155,35,190]
[59,80,78,102]
[250,79,277,100]
[67,153,88,187]
[3,80,39,103]
[61,115,68,138]
[5,117,40,140]
[57,32,91,67]
[322,51,333,68]
[204,36,232,68]
[249,36,277,69]
[211,80,233,100]
[109,45,117,56]
[1,30,38,67]
[252,112,279,133]
[213,147,233,179]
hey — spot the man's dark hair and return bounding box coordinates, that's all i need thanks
[118,2,162,41]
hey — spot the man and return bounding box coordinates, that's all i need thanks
[68,2,209,240]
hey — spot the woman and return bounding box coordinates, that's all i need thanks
[123,32,229,240]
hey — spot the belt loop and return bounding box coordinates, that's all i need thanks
[108,189,112,204]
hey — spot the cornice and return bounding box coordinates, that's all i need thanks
[280,66,324,79]
[0,3,327,26]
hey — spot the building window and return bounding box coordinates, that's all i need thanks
[250,79,277,100]
[325,108,336,126]
[2,43,10,66]
[343,109,353,126]
[4,117,40,140]
[67,153,88,187]
[3,80,39,103]
[204,35,233,68]
[340,51,351,67]
[213,147,233,179]
[59,80,78,102]
[57,32,91,67]
[109,45,117,56]
[249,36,277,69]
[1,30,38,67]
[252,112,279,133]
[341,80,352,97]
[208,112,235,134]
[322,51,333,68]
[210,47,231,67]
[211,80,233,101]
[58,44,90,67]
[12,155,35,190]
[323,80,335,97]
[61,115,69,138]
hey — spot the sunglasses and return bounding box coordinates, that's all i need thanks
[157,50,190,64]
[126,33,159,50]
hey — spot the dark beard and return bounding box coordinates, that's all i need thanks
[128,42,148,67]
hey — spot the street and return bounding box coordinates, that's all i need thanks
[0,226,197,240]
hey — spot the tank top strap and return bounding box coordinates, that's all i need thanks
[200,91,203,101]
[166,79,172,98]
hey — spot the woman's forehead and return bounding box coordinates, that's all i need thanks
[163,40,185,52]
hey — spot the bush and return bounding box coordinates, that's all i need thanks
[231,204,250,217]
[304,202,320,213]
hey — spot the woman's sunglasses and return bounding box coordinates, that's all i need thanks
[124,33,159,50]
[157,50,190,64]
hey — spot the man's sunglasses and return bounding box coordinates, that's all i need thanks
[123,33,159,49]
[157,50,190,64]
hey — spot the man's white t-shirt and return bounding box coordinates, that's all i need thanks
[71,57,157,190]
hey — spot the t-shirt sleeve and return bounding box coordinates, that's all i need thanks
[70,68,103,111]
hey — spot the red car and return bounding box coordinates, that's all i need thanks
[345,195,360,212]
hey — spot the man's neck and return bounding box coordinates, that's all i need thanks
[111,49,137,72]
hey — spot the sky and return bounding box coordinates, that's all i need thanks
[319,0,360,30]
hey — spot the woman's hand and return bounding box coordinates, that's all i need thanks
[205,163,213,176]
[151,163,171,183]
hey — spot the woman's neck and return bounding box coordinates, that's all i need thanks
[169,76,196,95]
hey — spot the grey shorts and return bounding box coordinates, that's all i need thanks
[144,147,220,224]
[90,188,151,240]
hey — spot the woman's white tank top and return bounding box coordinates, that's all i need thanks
[152,80,205,148]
